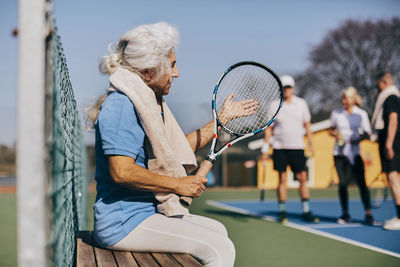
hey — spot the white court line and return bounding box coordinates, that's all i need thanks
[313,223,363,229]
[206,200,400,259]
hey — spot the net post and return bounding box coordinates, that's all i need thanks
[17,0,50,266]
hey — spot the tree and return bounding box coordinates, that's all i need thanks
[295,17,400,117]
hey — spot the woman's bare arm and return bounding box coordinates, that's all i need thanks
[185,120,215,152]
[108,155,207,197]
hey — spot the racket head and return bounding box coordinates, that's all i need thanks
[213,61,283,136]
[370,173,389,209]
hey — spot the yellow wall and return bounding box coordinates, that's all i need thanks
[257,130,386,189]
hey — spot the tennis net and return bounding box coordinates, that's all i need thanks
[46,23,88,267]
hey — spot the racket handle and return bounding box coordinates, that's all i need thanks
[196,159,214,177]
[180,160,214,207]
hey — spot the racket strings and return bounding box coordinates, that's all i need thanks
[216,65,281,135]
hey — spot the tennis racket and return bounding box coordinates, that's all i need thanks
[370,172,390,209]
[180,61,283,206]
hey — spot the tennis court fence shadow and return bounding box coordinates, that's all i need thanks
[263,211,350,224]
[206,205,368,224]
[205,207,339,224]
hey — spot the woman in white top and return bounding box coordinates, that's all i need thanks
[329,87,375,225]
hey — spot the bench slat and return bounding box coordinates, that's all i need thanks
[76,231,96,267]
[152,252,181,266]
[113,251,139,267]
[76,231,204,266]
[171,253,203,267]
[93,246,117,267]
[132,252,159,267]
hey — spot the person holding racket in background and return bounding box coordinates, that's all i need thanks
[86,22,262,267]
[262,75,319,224]
[372,72,400,230]
[328,87,376,225]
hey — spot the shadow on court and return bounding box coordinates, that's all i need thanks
[205,209,256,222]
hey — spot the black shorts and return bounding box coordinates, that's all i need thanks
[379,142,400,173]
[273,149,307,173]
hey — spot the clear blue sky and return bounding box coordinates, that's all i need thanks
[1,0,399,145]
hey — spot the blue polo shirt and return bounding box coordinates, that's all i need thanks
[93,91,156,248]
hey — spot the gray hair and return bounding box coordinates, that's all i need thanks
[86,22,179,129]
[99,21,179,81]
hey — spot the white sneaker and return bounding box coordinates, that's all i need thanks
[383,217,400,230]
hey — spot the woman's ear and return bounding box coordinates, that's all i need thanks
[142,69,154,83]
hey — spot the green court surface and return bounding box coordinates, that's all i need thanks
[1,188,400,267]
[0,193,17,267]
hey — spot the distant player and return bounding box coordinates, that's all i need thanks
[329,87,375,225]
[372,72,400,230]
[262,75,319,223]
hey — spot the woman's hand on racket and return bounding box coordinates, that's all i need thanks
[176,175,208,198]
[218,93,259,125]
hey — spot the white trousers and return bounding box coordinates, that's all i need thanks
[109,213,235,267]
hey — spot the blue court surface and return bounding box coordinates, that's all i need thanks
[207,198,400,258]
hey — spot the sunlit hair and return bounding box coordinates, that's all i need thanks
[86,22,179,129]
[99,22,179,79]
[342,86,362,107]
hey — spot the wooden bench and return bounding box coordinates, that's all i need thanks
[76,231,203,267]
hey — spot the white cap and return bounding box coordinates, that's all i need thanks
[280,75,295,88]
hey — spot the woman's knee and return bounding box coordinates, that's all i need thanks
[356,177,367,190]
[338,184,347,191]
[200,236,235,267]
[219,237,236,267]
[338,178,349,187]
[208,219,228,237]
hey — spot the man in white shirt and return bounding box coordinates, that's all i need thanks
[262,75,318,223]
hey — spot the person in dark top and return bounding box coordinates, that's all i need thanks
[371,72,400,230]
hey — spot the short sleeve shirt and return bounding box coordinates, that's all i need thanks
[93,92,156,248]
[272,96,311,149]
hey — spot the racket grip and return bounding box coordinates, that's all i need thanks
[180,160,214,207]
[196,159,214,177]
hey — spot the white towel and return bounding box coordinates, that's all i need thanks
[108,67,197,216]
[371,85,400,131]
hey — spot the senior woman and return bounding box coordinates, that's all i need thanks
[329,87,375,225]
[87,22,258,267]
